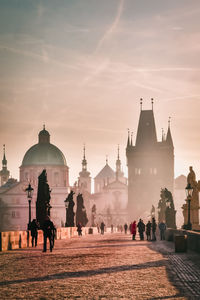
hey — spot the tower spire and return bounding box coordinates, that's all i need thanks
[166,117,173,147]
[2,144,7,167]
[151,98,154,110]
[0,144,10,186]
[116,144,122,180]
[82,144,87,171]
[127,128,130,147]
[131,132,133,146]
[140,98,143,111]
[168,116,171,128]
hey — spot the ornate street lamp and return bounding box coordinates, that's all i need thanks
[25,183,34,230]
[185,183,193,230]
[64,198,69,227]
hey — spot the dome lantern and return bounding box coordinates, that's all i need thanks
[39,125,50,144]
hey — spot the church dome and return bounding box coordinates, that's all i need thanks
[21,126,67,166]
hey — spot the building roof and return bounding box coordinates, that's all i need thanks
[135,110,157,147]
[21,127,67,166]
[95,164,115,179]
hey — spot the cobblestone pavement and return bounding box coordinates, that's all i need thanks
[0,233,200,300]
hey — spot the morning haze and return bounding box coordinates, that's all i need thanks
[0,0,200,184]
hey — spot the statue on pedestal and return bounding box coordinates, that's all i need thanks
[65,190,75,227]
[182,166,200,229]
[36,169,51,228]
[91,204,96,227]
[76,193,88,226]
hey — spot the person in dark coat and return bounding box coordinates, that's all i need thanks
[146,221,151,241]
[124,223,128,234]
[100,222,105,234]
[137,219,145,240]
[30,219,39,247]
[77,222,82,236]
[152,217,157,241]
[42,216,55,252]
[159,221,166,240]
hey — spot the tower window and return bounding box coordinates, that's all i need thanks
[153,168,157,175]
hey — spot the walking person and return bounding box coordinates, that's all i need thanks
[42,216,55,252]
[124,223,128,234]
[152,217,157,241]
[111,224,114,233]
[137,219,145,240]
[146,221,151,241]
[30,219,39,247]
[159,221,166,240]
[131,221,137,240]
[77,222,82,236]
[100,222,105,234]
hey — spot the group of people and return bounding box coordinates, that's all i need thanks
[130,218,166,241]
[29,216,56,252]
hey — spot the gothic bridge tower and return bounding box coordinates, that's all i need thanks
[126,99,174,220]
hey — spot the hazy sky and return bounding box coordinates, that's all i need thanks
[1,0,200,185]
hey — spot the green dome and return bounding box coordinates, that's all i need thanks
[22,143,67,166]
[22,127,67,166]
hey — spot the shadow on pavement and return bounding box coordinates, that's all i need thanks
[0,259,166,286]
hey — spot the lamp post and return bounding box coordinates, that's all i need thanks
[185,183,193,230]
[64,198,69,227]
[25,183,34,230]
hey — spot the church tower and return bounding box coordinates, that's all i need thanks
[78,145,91,193]
[0,145,10,186]
[126,99,174,219]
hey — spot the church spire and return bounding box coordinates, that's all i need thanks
[166,117,173,147]
[0,144,10,186]
[82,144,87,171]
[2,144,7,167]
[116,145,123,180]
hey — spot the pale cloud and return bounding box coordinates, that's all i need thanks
[94,0,124,53]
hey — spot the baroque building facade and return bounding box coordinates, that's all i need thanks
[0,127,69,230]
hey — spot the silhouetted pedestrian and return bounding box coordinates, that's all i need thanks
[42,216,55,252]
[111,224,114,233]
[30,219,39,247]
[137,219,145,240]
[159,221,166,240]
[152,217,157,241]
[146,221,151,241]
[77,222,82,236]
[124,223,128,234]
[131,221,137,240]
[100,222,105,234]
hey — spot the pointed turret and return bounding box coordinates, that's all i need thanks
[126,129,130,148]
[166,117,173,147]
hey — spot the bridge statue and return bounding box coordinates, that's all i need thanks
[182,166,200,230]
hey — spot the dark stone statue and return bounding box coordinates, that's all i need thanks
[36,169,51,228]
[65,190,75,227]
[164,188,176,229]
[76,193,88,226]
[91,204,96,227]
